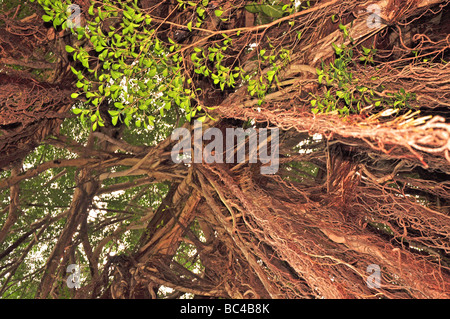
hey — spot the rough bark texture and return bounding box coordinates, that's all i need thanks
[1,0,449,299]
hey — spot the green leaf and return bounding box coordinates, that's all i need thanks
[114,102,124,109]
[332,43,342,55]
[267,70,275,82]
[72,108,82,114]
[65,45,76,53]
[197,7,206,16]
[362,46,371,55]
[148,116,155,126]
[318,74,323,84]
[124,116,130,128]
[86,92,95,98]
[42,15,52,22]
[97,7,105,20]
[123,10,133,20]
[339,23,349,37]
[214,10,223,17]
[71,93,79,99]
[187,21,192,32]
[244,4,284,18]
[111,70,122,80]
[148,68,157,77]
[261,5,284,18]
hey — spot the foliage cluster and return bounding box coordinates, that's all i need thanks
[28,0,309,129]
[311,24,417,117]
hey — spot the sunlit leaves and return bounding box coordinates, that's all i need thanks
[42,14,52,22]
[34,0,201,131]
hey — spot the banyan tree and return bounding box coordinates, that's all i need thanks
[0,0,449,299]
